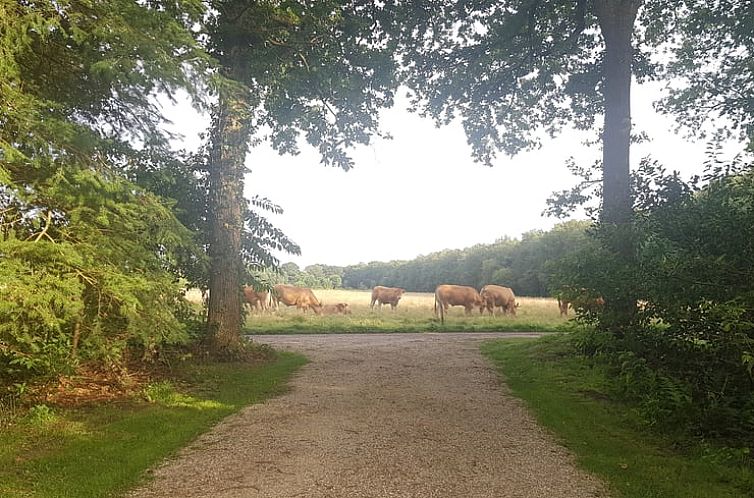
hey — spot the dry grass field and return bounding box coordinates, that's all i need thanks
[241,288,570,334]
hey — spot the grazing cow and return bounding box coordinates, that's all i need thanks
[322,303,352,315]
[557,289,605,316]
[273,284,323,314]
[557,296,569,316]
[434,284,485,323]
[480,285,517,316]
[370,286,406,310]
[243,286,269,313]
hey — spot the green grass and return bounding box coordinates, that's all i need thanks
[0,352,307,498]
[481,337,754,498]
[244,289,568,334]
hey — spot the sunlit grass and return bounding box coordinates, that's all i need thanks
[482,337,754,498]
[244,289,568,333]
[0,352,306,498]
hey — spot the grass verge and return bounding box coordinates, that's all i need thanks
[0,351,307,498]
[246,316,563,334]
[481,336,754,498]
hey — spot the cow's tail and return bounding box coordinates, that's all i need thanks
[271,288,280,311]
[435,290,444,324]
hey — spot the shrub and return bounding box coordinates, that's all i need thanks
[0,173,198,383]
[561,159,754,447]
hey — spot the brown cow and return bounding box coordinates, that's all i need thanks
[243,286,269,313]
[480,285,517,316]
[557,296,570,316]
[370,286,405,310]
[434,284,485,323]
[322,303,352,315]
[557,289,605,316]
[273,284,323,314]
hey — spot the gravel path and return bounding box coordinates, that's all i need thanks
[130,333,607,498]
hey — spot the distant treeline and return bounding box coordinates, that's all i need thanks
[276,221,593,296]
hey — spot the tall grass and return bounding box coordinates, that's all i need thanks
[244,289,568,334]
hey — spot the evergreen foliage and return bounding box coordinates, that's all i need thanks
[0,0,208,382]
[128,147,301,291]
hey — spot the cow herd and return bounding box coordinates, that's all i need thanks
[242,283,522,323]
[433,284,518,323]
[242,284,351,316]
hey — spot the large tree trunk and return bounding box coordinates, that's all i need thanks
[595,0,640,226]
[206,74,251,354]
[594,0,641,325]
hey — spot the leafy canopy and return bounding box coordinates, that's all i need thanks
[206,0,399,169]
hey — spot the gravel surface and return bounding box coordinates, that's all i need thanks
[129,333,607,498]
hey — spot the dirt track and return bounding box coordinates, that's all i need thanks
[130,333,607,498]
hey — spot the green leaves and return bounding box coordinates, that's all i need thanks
[207,0,398,170]
[391,0,611,164]
[0,168,197,381]
[557,159,754,444]
[337,221,593,295]
[0,0,212,381]
[654,0,754,149]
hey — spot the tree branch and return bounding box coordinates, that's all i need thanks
[31,210,55,243]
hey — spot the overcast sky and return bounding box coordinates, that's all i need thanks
[164,82,745,268]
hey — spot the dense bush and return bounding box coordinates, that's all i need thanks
[565,158,754,447]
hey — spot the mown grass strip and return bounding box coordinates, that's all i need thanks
[481,337,754,498]
[246,317,563,334]
[1,351,307,498]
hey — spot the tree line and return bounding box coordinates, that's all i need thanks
[278,221,593,296]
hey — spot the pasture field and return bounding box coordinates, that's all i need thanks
[243,288,569,334]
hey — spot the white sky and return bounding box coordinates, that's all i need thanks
[163,82,746,268]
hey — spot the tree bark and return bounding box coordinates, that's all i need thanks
[595,0,640,227]
[70,319,81,360]
[594,0,642,325]
[206,72,251,354]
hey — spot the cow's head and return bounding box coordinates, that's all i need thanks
[312,302,323,315]
[476,294,487,313]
